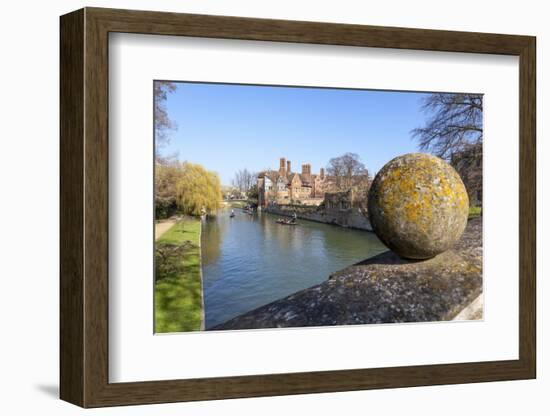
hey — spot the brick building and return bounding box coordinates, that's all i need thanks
[257,157,331,207]
[257,157,369,207]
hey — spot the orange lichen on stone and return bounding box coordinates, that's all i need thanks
[368,153,469,259]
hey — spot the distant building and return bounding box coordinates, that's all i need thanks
[324,188,367,211]
[450,143,482,207]
[257,158,330,207]
[258,157,371,208]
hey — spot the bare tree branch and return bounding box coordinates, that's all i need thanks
[326,153,369,191]
[411,93,483,160]
[232,169,256,194]
[154,81,178,162]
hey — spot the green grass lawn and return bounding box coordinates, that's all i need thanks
[155,217,203,333]
[469,206,482,219]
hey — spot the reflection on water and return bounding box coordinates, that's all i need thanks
[201,209,386,329]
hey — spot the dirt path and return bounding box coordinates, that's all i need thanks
[155,219,176,240]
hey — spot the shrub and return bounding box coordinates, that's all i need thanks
[155,196,178,219]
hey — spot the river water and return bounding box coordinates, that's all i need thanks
[201,209,387,329]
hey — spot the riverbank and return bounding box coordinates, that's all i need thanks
[264,204,372,231]
[155,218,176,240]
[155,217,204,332]
[214,216,482,330]
[226,200,249,209]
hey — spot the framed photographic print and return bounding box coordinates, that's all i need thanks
[60,7,536,407]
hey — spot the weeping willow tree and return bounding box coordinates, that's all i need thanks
[175,162,222,216]
[155,161,222,218]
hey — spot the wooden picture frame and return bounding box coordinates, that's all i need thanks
[60,7,536,408]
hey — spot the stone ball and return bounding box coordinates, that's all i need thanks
[368,153,469,259]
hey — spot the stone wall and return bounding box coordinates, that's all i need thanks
[264,204,373,231]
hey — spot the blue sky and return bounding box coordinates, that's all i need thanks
[158,81,432,186]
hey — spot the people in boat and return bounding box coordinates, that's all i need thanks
[292,212,297,221]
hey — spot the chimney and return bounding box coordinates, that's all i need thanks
[320,168,325,179]
[302,164,311,175]
[287,160,291,173]
[279,158,286,174]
